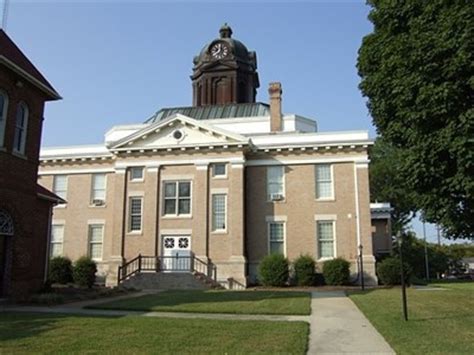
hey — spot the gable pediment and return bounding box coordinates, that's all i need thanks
[110,114,248,151]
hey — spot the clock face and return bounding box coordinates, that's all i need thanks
[210,42,229,60]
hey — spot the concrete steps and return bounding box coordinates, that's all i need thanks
[120,271,224,290]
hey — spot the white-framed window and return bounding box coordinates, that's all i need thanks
[91,174,106,204]
[163,181,191,216]
[315,164,334,199]
[130,167,144,181]
[88,224,104,261]
[50,224,64,257]
[0,90,8,147]
[267,166,285,201]
[317,220,336,259]
[53,175,68,201]
[129,197,143,232]
[212,194,227,231]
[13,101,28,155]
[268,222,285,255]
[212,163,227,178]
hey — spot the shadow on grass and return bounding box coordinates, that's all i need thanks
[0,312,125,343]
[87,290,310,313]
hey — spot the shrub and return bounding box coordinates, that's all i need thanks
[48,256,73,284]
[73,256,97,288]
[294,255,316,286]
[258,254,289,287]
[322,258,350,285]
[377,257,411,285]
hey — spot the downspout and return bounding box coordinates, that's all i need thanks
[43,204,53,283]
[353,163,361,259]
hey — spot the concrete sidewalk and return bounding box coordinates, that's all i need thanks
[308,291,394,354]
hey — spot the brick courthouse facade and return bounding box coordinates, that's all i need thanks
[0,30,61,297]
[38,26,390,288]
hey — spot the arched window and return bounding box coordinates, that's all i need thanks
[13,101,28,155]
[0,90,8,147]
[0,209,14,236]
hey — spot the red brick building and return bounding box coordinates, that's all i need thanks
[0,30,61,298]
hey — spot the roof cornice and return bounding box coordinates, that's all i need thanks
[0,55,62,100]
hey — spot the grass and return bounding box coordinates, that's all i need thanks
[348,282,474,354]
[89,290,311,315]
[0,312,308,354]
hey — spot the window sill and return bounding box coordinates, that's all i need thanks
[88,204,107,209]
[317,257,335,262]
[162,215,193,220]
[212,175,228,180]
[130,179,145,183]
[54,204,67,209]
[127,231,143,236]
[12,151,27,160]
[211,230,228,235]
[315,198,336,202]
[266,199,286,204]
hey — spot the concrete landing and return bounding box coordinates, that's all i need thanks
[308,291,394,354]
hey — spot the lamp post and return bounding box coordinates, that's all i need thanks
[359,244,365,291]
[397,231,408,321]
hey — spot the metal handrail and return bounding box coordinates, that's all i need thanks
[118,253,217,283]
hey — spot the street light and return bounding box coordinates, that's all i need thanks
[359,244,365,291]
[397,231,408,321]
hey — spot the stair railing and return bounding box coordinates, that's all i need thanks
[117,253,217,283]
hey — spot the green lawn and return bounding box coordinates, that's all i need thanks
[348,282,474,354]
[89,290,311,315]
[0,312,309,354]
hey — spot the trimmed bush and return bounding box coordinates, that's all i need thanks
[377,256,411,285]
[294,255,316,286]
[48,256,73,284]
[322,258,350,285]
[73,256,97,288]
[258,254,289,287]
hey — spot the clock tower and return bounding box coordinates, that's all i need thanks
[191,24,260,106]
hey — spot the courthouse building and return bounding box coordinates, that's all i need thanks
[39,25,389,288]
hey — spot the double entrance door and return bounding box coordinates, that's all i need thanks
[161,235,191,272]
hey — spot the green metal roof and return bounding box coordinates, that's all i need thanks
[145,103,270,123]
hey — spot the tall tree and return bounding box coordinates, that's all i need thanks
[369,137,416,233]
[358,0,474,239]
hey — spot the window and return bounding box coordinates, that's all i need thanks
[129,197,143,232]
[163,181,191,216]
[267,166,285,200]
[53,175,68,201]
[0,90,8,147]
[91,174,106,203]
[212,194,226,231]
[317,221,335,259]
[269,222,285,255]
[88,224,103,261]
[50,225,64,257]
[212,163,226,178]
[315,164,333,199]
[13,102,28,154]
[130,167,144,181]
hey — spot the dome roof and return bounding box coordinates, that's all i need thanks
[194,24,254,66]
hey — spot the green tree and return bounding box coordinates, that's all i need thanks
[369,137,417,233]
[358,1,474,239]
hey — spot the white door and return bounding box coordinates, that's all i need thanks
[161,236,191,272]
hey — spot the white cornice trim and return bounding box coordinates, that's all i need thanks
[38,168,115,176]
[0,55,62,100]
[246,156,369,166]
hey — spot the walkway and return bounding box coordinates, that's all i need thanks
[308,291,394,354]
[2,290,394,354]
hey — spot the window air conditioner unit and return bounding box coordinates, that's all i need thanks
[270,193,284,201]
[92,199,105,206]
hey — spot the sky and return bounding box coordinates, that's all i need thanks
[1,0,460,244]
